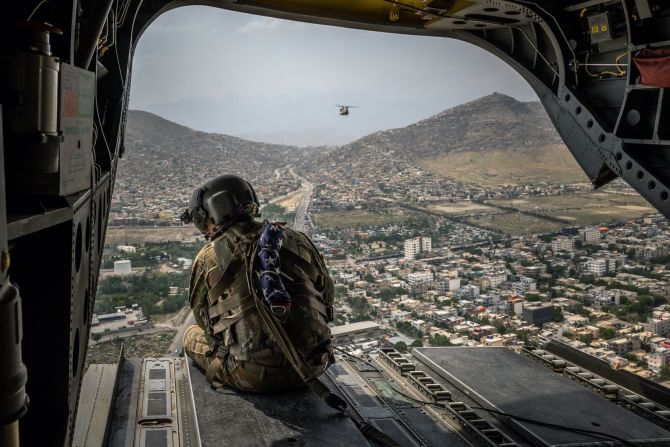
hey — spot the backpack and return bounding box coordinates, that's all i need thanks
[204,220,334,369]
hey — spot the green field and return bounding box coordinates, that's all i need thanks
[106,226,201,244]
[313,208,413,229]
[428,201,501,216]
[490,192,655,225]
[418,144,589,186]
[465,213,564,236]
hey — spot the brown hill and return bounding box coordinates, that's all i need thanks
[125,94,588,188]
[119,111,308,214]
[301,93,587,185]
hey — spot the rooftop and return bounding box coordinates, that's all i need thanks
[330,320,380,337]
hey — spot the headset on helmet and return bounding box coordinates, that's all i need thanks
[181,174,260,235]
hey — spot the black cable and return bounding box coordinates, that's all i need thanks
[27,0,48,20]
[332,346,636,446]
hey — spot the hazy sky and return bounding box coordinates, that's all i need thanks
[130,6,537,146]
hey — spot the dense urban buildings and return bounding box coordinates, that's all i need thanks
[317,217,670,383]
[102,104,670,388]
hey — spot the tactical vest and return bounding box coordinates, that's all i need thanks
[204,220,334,368]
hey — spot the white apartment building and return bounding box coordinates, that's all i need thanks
[511,276,537,294]
[551,236,574,253]
[434,281,449,294]
[454,284,480,300]
[606,335,641,356]
[585,258,607,276]
[510,299,524,315]
[331,321,381,346]
[580,226,601,244]
[434,278,461,294]
[486,273,506,289]
[404,237,432,260]
[644,318,670,337]
[590,288,621,307]
[407,271,434,285]
[607,338,634,356]
[648,348,670,373]
[411,319,426,329]
[477,294,500,307]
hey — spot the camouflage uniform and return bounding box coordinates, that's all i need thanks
[183,219,335,392]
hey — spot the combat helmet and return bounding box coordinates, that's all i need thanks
[181,174,260,235]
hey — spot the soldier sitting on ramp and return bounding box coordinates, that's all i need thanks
[180,174,338,395]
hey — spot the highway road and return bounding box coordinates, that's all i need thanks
[290,169,313,233]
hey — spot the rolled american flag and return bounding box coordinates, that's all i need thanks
[258,221,292,317]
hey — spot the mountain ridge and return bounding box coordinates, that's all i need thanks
[126,93,580,186]
[127,92,561,155]
[317,92,562,161]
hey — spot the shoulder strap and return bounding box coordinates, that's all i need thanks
[206,226,259,303]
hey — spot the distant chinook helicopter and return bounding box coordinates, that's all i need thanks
[336,105,358,116]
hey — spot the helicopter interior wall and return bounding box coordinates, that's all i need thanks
[10,221,74,447]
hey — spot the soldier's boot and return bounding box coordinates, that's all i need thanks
[183,325,211,372]
[183,325,305,393]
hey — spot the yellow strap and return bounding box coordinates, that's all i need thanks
[205,350,226,387]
